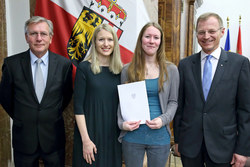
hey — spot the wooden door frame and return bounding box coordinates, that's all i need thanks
[185,0,195,57]
[0,0,11,166]
[158,0,181,65]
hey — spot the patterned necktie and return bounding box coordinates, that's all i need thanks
[35,59,45,103]
[202,55,212,100]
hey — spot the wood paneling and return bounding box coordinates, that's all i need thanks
[158,0,182,147]
[0,0,11,166]
[30,0,36,17]
[158,0,181,65]
[185,0,195,57]
[0,0,7,75]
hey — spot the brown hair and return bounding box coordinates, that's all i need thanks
[127,22,167,91]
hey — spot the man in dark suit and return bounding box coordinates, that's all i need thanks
[0,16,73,167]
[174,12,250,167]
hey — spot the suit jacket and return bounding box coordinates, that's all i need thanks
[174,48,250,163]
[0,50,73,154]
[118,62,179,142]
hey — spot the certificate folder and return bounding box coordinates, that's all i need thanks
[117,81,150,124]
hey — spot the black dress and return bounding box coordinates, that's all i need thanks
[72,61,122,167]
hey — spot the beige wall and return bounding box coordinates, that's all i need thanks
[143,0,158,22]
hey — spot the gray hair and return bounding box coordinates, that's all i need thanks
[25,16,54,36]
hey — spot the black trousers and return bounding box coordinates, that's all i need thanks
[181,139,231,167]
[14,145,65,167]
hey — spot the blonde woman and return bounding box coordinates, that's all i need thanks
[73,24,123,167]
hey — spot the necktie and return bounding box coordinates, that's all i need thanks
[35,59,45,103]
[202,55,212,100]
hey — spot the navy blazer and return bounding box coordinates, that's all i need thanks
[0,50,73,154]
[174,48,250,163]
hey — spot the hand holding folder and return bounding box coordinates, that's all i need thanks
[117,81,150,124]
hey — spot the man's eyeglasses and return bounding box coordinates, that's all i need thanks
[28,32,49,38]
[197,28,222,36]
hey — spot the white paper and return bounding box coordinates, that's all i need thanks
[117,80,150,124]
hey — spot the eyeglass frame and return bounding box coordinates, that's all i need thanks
[196,27,223,36]
[27,31,51,38]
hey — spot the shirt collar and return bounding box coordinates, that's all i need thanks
[200,47,221,61]
[30,50,49,65]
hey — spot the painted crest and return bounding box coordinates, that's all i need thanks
[67,0,127,66]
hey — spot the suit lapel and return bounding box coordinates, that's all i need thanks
[191,53,205,101]
[206,50,228,101]
[42,51,58,101]
[21,50,38,100]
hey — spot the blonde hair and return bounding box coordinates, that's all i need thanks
[196,12,224,32]
[85,24,123,74]
[127,22,168,91]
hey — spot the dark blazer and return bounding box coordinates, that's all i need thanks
[174,48,250,163]
[0,50,73,154]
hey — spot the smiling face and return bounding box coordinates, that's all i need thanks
[95,29,114,59]
[196,16,225,54]
[141,26,161,58]
[25,22,52,58]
